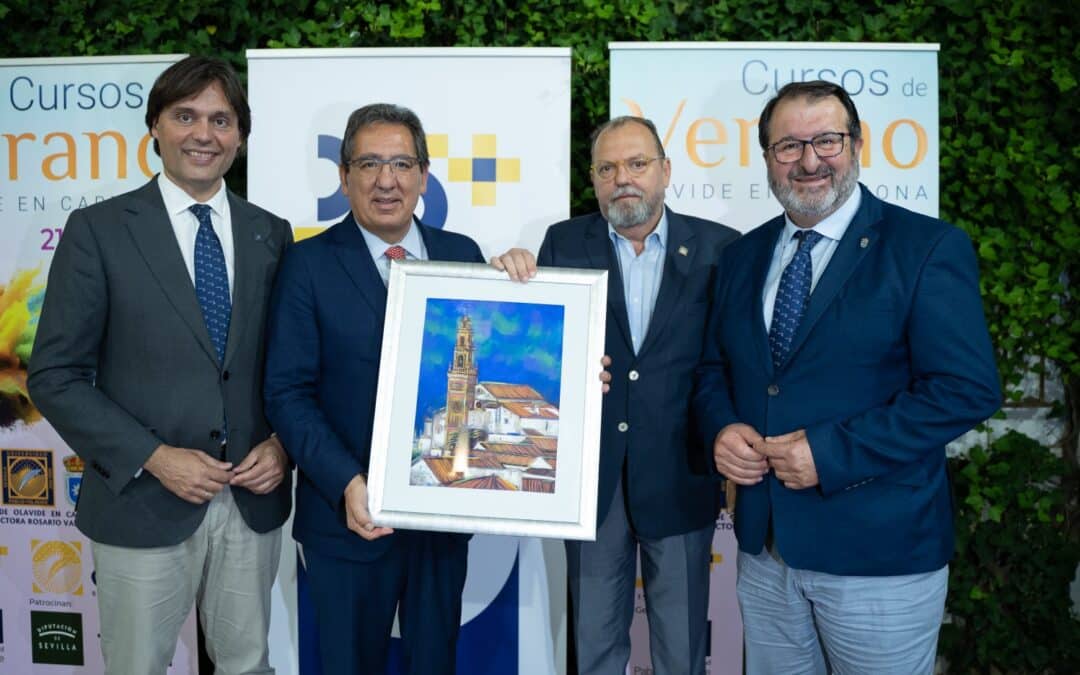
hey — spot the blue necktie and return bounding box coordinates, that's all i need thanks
[768,229,823,368]
[190,204,231,364]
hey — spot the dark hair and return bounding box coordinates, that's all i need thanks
[339,103,430,169]
[757,80,861,150]
[145,56,251,156]
[589,115,666,160]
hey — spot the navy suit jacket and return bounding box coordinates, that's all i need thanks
[539,207,739,539]
[693,185,1001,576]
[263,215,484,561]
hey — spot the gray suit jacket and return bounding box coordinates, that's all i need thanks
[28,177,293,547]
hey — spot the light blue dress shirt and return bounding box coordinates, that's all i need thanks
[608,210,669,354]
[762,189,861,331]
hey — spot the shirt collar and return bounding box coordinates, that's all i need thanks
[607,207,669,251]
[358,217,424,260]
[781,184,861,244]
[157,172,228,217]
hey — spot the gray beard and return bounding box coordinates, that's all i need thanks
[770,161,859,221]
[607,188,662,229]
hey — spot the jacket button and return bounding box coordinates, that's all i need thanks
[628,370,639,381]
[222,370,230,381]
[767,384,780,396]
[210,429,221,440]
[617,422,629,432]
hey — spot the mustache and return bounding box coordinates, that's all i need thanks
[610,186,645,200]
[788,167,834,180]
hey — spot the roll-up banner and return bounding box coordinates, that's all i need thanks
[246,47,572,675]
[610,41,940,674]
[610,42,940,234]
[0,53,197,674]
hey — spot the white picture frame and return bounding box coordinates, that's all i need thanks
[367,260,607,540]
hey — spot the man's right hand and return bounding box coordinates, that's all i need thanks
[490,248,537,282]
[343,474,394,541]
[143,444,234,504]
[713,423,769,485]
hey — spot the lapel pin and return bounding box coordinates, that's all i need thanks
[678,245,689,256]
[860,237,869,248]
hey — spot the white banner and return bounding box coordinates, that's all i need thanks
[0,54,197,674]
[610,41,940,674]
[246,46,572,675]
[610,42,940,233]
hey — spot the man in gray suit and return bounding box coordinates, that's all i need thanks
[28,56,292,674]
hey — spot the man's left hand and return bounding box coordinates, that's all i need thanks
[757,429,819,490]
[230,435,288,494]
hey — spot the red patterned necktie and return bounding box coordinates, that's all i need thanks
[384,245,407,261]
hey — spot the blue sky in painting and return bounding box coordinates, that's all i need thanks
[413,299,564,433]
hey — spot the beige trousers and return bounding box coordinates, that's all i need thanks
[92,487,281,675]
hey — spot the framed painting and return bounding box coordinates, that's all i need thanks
[366,260,607,540]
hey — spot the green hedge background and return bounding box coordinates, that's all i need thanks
[3,0,1077,670]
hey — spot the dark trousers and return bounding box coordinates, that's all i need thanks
[304,531,469,674]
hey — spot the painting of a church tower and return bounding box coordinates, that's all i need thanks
[410,299,564,493]
[444,316,478,439]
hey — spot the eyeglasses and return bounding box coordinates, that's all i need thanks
[768,133,850,164]
[591,156,664,182]
[345,155,421,176]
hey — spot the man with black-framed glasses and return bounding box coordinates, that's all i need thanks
[694,80,1000,673]
[495,115,739,674]
[263,103,483,674]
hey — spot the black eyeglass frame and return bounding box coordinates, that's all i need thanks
[767,132,852,164]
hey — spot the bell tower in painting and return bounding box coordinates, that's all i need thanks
[445,315,477,437]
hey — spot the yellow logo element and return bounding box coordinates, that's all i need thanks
[61,455,84,474]
[0,268,46,430]
[2,449,54,506]
[438,134,521,207]
[31,540,83,596]
[293,226,323,242]
[710,550,724,572]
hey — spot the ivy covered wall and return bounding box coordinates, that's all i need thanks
[3,0,1077,669]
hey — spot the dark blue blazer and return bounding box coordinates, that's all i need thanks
[263,214,484,561]
[539,207,739,539]
[693,185,1001,576]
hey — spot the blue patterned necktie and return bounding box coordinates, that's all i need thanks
[190,204,231,364]
[768,229,823,367]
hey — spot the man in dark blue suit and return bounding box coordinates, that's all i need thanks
[496,116,739,674]
[263,104,483,674]
[694,81,1001,673]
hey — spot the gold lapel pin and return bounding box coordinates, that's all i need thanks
[678,245,689,256]
[860,237,869,248]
